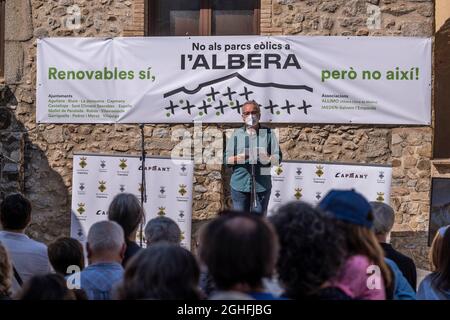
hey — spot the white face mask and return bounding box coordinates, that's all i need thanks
[245,114,259,127]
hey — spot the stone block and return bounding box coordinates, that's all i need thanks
[400,21,433,36]
[4,41,24,84]
[5,0,33,41]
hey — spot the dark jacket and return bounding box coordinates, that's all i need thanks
[122,240,142,267]
[380,242,417,291]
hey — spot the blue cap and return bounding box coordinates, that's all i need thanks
[318,189,373,229]
[438,225,449,236]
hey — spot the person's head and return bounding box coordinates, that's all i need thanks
[319,189,392,290]
[370,202,395,243]
[269,202,347,298]
[197,209,242,268]
[144,216,181,246]
[48,237,85,276]
[0,243,12,298]
[241,100,261,128]
[431,226,450,292]
[117,243,201,300]
[319,189,374,229]
[0,193,32,232]
[18,274,75,300]
[430,225,449,271]
[108,193,144,242]
[199,212,279,293]
[86,221,126,264]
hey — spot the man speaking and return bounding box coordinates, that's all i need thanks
[224,101,282,216]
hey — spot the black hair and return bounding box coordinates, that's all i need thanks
[18,274,75,300]
[48,237,85,275]
[269,201,347,298]
[0,193,32,230]
[117,242,201,300]
[200,211,279,291]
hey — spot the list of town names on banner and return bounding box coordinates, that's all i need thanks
[47,95,133,122]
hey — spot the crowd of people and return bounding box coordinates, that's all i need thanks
[0,190,449,300]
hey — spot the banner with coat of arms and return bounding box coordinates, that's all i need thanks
[267,161,392,215]
[71,153,194,249]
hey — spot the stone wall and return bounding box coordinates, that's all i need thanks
[262,0,434,269]
[264,0,433,36]
[0,86,24,199]
[0,0,435,269]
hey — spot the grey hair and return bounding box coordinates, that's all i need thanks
[243,100,261,112]
[87,220,125,254]
[370,202,395,235]
[144,216,181,245]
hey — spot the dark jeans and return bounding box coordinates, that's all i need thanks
[230,188,271,216]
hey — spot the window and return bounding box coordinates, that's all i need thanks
[146,0,260,36]
[0,0,5,80]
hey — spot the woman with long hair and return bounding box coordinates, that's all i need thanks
[0,243,12,300]
[107,193,145,266]
[332,221,393,299]
[417,226,450,299]
[429,226,448,271]
[319,190,392,300]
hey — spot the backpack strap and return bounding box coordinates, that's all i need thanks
[12,265,23,287]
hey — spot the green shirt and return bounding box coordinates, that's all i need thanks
[224,126,283,193]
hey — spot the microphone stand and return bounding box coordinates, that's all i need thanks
[248,128,258,211]
[139,124,147,246]
[250,161,257,210]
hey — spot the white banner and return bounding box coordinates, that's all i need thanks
[70,154,194,249]
[37,36,431,124]
[267,161,392,215]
